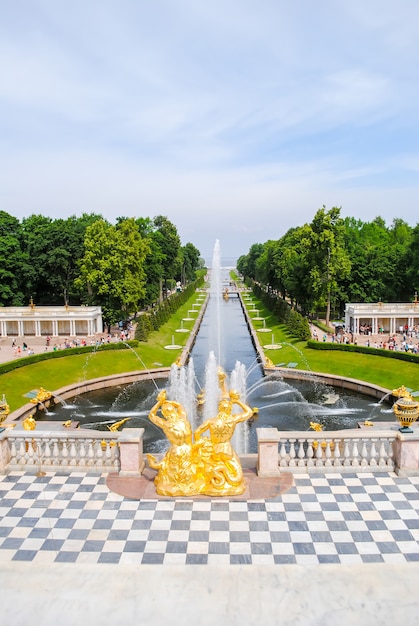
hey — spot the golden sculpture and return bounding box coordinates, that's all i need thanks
[23,414,37,430]
[392,385,412,399]
[29,387,53,405]
[0,394,10,424]
[309,421,335,451]
[393,393,419,433]
[147,389,204,496]
[147,368,254,497]
[107,417,131,431]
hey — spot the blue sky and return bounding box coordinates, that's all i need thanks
[1,1,418,263]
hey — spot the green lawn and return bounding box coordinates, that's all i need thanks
[2,289,418,414]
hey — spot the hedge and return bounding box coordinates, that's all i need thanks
[307,340,419,364]
[0,340,139,376]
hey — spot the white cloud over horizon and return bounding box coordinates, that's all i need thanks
[1,0,419,262]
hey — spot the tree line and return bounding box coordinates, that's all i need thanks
[0,211,203,329]
[237,206,419,326]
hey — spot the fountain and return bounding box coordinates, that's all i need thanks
[175,320,189,333]
[164,335,182,350]
[36,240,397,456]
[257,319,271,333]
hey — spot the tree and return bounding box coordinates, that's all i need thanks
[181,242,201,283]
[306,207,351,325]
[152,215,182,299]
[75,218,149,328]
[0,211,29,305]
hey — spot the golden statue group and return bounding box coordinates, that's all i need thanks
[147,368,253,497]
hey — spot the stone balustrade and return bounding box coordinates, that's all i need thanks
[1,424,418,479]
[257,427,419,476]
[0,427,145,475]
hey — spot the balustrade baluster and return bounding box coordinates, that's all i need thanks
[44,439,52,465]
[69,438,77,466]
[343,439,351,466]
[333,438,342,466]
[18,440,26,467]
[78,439,87,467]
[324,440,332,466]
[27,438,36,466]
[315,440,323,466]
[369,439,378,466]
[297,439,305,467]
[378,439,387,467]
[279,441,288,467]
[52,438,60,467]
[87,440,95,466]
[95,440,103,468]
[9,438,17,465]
[61,438,69,467]
[104,441,112,466]
[360,439,369,466]
[306,440,314,467]
[288,439,296,467]
[351,440,360,466]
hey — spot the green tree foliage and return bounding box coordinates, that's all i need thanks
[153,215,182,294]
[19,212,102,305]
[0,211,29,305]
[342,216,412,303]
[181,242,201,282]
[75,218,149,326]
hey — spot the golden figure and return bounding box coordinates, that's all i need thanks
[107,417,131,431]
[392,385,412,399]
[147,390,205,496]
[29,387,53,405]
[147,368,254,497]
[0,394,10,424]
[23,414,36,430]
[194,389,253,496]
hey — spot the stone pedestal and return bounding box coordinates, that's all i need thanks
[0,431,10,471]
[393,432,419,476]
[257,427,280,477]
[118,428,145,476]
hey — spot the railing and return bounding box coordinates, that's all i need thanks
[3,430,120,473]
[1,425,416,477]
[257,428,397,475]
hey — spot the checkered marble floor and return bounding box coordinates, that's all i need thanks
[0,471,418,566]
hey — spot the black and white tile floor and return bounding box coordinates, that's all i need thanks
[0,471,418,566]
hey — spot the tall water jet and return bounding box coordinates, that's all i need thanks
[209,239,223,365]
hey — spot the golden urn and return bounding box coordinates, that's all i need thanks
[393,394,419,433]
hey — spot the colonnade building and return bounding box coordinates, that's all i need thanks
[345,302,419,335]
[0,304,103,338]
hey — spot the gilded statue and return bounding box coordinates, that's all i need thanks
[147,369,254,497]
[147,390,205,496]
[194,388,253,496]
[23,414,37,430]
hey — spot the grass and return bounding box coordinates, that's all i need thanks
[2,288,419,414]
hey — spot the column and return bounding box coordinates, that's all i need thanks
[118,428,145,476]
[256,428,280,477]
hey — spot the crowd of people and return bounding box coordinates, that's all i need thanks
[7,327,133,360]
[311,324,419,354]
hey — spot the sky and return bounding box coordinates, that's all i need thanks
[1,1,419,264]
